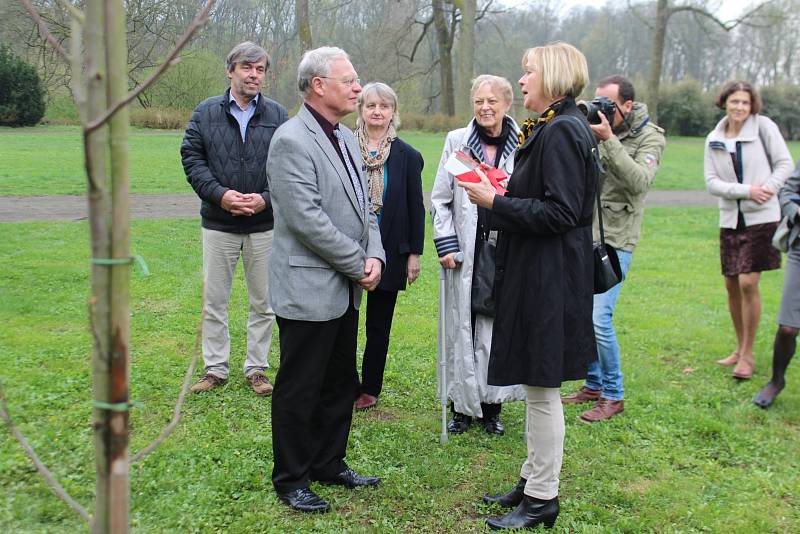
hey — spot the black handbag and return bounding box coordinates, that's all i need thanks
[593,190,622,294]
[471,226,496,316]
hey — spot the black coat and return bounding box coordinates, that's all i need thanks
[181,89,288,234]
[376,138,426,292]
[488,98,598,388]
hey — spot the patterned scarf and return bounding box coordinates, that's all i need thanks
[517,98,565,147]
[357,122,396,215]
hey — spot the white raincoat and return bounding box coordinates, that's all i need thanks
[431,119,526,418]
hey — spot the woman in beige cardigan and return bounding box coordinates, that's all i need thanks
[704,80,793,379]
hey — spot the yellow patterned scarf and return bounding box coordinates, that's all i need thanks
[517,99,564,147]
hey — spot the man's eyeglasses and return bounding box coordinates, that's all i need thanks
[319,76,361,87]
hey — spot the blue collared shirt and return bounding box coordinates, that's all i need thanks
[229,93,259,142]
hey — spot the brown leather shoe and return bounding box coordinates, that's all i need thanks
[561,386,601,404]
[579,398,624,422]
[190,373,227,393]
[354,393,378,410]
[246,372,273,396]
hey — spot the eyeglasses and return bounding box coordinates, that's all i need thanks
[319,76,361,87]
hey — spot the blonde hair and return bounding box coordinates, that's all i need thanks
[523,42,588,101]
[357,81,401,128]
[470,74,513,108]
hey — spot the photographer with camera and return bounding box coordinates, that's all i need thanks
[562,75,665,422]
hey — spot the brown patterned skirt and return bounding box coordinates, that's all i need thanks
[720,222,781,277]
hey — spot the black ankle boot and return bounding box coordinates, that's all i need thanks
[482,477,526,508]
[486,495,559,530]
[483,414,505,435]
[447,412,472,433]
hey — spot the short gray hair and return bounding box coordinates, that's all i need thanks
[226,41,269,72]
[357,82,401,128]
[297,46,350,97]
[470,74,513,106]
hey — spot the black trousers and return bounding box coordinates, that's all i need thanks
[271,304,359,493]
[452,402,502,418]
[360,288,399,397]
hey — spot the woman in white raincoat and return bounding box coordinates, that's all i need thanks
[431,75,525,435]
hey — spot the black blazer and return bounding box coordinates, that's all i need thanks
[376,137,425,292]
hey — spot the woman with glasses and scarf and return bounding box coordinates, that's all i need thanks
[354,82,426,411]
[431,75,525,436]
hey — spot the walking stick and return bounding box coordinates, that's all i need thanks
[438,252,462,445]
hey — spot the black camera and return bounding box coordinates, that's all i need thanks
[577,96,616,125]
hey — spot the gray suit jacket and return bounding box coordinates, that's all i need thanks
[266,105,385,321]
[780,159,800,249]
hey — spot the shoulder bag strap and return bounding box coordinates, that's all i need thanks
[757,115,774,173]
[596,186,606,245]
[559,114,607,245]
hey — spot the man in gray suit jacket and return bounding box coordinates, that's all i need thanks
[266,47,386,513]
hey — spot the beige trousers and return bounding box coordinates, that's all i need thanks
[201,228,275,379]
[519,386,564,500]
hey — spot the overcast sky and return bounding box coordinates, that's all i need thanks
[497,0,750,21]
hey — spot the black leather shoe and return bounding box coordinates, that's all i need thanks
[483,477,526,508]
[483,414,505,435]
[447,412,472,433]
[486,495,559,530]
[276,487,330,513]
[318,467,380,488]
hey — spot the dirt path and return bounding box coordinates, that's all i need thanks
[0,190,716,223]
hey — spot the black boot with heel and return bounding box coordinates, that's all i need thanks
[482,477,526,508]
[486,495,559,530]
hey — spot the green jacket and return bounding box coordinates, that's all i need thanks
[593,102,665,252]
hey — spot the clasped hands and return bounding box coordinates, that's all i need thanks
[223,190,383,290]
[359,257,383,291]
[749,184,775,204]
[457,163,504,209]
[221,190,266,216]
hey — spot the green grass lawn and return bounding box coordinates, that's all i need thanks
[1,208,799,532]
[3,125,799,196]
[657,136,800,190]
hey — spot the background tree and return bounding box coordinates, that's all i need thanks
[635,0,770,122]
[455,0,475,117]
[0,43,46,126]
[6,0,799,130]
[762,83,800,140]
[431,0,456,115]
[296,0,312,50]
[656,78,716,136]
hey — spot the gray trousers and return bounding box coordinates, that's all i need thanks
[519,386,564,500]
[202,227,275,379]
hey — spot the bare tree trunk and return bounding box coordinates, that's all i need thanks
[83,0,132,529]
[83,0,112,531]
[105,0,131,528]
[14,1,216,530]
[296,0,312,51]
[455,0,476,118]
[432,0,455,116]
[647,0,669,123]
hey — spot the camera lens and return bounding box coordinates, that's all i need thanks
[577,101,602,125]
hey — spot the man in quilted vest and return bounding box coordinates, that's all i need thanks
[181,42,288,396]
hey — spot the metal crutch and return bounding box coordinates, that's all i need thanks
[438,252,462,445]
